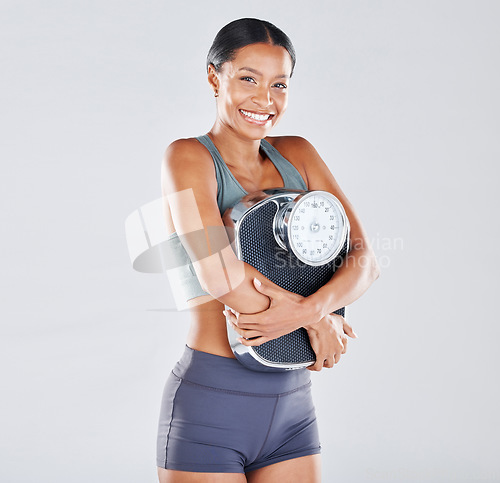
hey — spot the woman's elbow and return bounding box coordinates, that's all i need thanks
[356,246,381,283]
[197,266,233,299]
[195,248,247,298]
[370,254,382,282]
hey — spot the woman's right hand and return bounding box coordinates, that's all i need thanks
[305,313,358,371]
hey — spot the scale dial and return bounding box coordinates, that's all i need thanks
[275,191,349,266]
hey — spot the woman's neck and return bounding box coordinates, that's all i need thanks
[207,123,265,169]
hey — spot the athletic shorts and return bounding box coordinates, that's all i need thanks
[156,345,321,473]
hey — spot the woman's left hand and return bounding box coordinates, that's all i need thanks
[305,313,357,371]
[223,277,320,346]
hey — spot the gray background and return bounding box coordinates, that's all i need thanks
[1,0,499,482]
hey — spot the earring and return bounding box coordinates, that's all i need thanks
[214,91,219,97]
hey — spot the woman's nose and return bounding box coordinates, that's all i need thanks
[251,87,272,108]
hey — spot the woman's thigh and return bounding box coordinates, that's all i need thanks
[158,467,247,483]
[246,454,321,483]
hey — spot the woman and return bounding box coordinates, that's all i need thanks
[158,18,380,482]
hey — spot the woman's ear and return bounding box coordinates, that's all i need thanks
[207,63,220,96]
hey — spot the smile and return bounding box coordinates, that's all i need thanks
[239,109,274,123]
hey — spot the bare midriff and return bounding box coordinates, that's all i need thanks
[184,295,237,359]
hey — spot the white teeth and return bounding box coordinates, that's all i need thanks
[240,109,271,121]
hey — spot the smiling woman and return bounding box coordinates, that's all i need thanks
[156,17,380,483]
[207,42,291,137]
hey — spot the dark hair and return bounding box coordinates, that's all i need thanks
[206,18,296,77]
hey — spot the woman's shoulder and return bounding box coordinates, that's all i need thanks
[263,135,318,163]
[163,136,214,171]
[263,135,318,181]
[264,134,312,151]
[161,137,218,195]
[164,136,210,159]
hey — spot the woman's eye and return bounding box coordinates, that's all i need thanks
[273,83,287,90]
[241,76,256,83]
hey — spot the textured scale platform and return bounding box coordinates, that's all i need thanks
[238,201,348,366]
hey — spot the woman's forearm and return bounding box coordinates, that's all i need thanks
[304,246,381,324]
[197,243,380,324]
[177,225,274,314]
[189,225,380,324]
[194,244,279,314]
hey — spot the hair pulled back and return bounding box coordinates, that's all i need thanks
[206,18,296,77]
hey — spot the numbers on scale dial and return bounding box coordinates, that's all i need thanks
[290,193,343,263]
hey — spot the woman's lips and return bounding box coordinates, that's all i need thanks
[239,109,274,125]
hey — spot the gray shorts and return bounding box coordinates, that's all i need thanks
[156,345,321,473]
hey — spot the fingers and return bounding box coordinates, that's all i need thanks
[308,346,343,371]
[225,308,268,330]
[233,327,263,340]
[335,337,345,360]
[224,308,249,328]
[252,277,276,298]
[223,309,234,322]
[341,336,347,354]
[307,358,325,372]
[307,353,335,371]
[237,336,269,347]
[306,315,357,371]
[253,278,302,303]
[224,309,289,345]
[323,356,334,368]
[225,311,261,338]
[342,319,358,339]
[226,307,239,318]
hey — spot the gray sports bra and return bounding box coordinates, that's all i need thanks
[165,134,308,303]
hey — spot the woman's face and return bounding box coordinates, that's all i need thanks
[208,43,293,140]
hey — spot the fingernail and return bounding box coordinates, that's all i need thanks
[223,310,227,316]
[254,277,261,287]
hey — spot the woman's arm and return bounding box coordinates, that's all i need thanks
[226,136,380,345]
[287,136,381,325]
[162,138,305,318]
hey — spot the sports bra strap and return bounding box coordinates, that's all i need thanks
[196,134,307,194]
